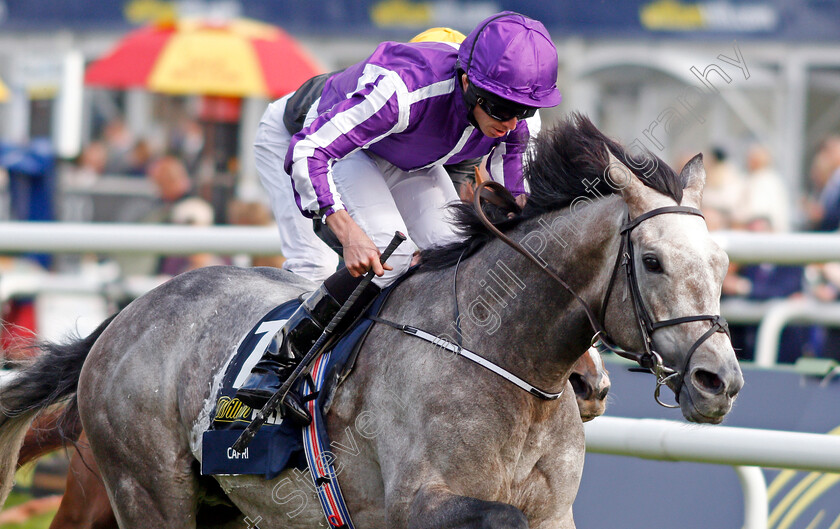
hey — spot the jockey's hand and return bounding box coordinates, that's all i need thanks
[325,209,394,278]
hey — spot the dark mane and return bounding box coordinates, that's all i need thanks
[420,113,686,270]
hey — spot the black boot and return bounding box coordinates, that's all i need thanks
[235,269,381,423]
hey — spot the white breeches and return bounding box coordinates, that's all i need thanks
[255,95,461,287]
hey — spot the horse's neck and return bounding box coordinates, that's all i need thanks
[452,197,623,394]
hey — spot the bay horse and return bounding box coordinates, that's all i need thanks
[7,347,609,529]
[0,114,742,528]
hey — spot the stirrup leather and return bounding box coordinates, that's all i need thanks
[235,286,341,422]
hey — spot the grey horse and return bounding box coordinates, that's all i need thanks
[0,114,742,528]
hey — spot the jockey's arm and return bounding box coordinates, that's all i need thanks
[285,75,403,220]
[324,209,392,278]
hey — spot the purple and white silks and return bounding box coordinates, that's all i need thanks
[284,41,532,219]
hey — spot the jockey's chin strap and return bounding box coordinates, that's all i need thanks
[474,181,729,408]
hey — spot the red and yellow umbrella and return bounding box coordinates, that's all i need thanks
[0,77,9,102]
[84,17,325,98]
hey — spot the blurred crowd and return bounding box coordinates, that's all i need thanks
[59,114,285,278]
[695,137,840,364]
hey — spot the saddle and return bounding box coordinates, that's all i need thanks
[200,276,407,478]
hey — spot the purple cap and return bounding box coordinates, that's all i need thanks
[459,11,561,108]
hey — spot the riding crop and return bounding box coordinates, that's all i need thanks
[232,231,406,453]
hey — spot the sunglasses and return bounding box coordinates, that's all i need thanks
[475,93,537,122]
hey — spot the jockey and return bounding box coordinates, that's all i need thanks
[236,11,561,419]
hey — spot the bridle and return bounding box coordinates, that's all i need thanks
[475,181,730,408]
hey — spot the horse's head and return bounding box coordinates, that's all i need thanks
[570,347,610,422]
[603,150,743,423]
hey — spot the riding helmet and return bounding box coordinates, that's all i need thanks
[458,11,561,108]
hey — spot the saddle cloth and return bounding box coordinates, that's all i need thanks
[200,294,382,478]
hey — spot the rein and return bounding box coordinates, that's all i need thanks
[474,181,729,407]
[368,315,564,400]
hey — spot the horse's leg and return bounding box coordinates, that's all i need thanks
[48,432,117,529]
[79,356,202,529]
[407,486,577,529]
[407,484,528,529]
[84,420,199,529]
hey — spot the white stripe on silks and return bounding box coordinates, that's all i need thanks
[356,70,457,153]
[521,114,542,195]
[416,125,475,170]
[489,142,506,184]
[408,77,455,104]
[291,69,400,213]
[324,161,343,214]
[300,95,342,211]
[352,64,411,140]
[300,95,343,210]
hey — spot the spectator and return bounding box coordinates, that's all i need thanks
[701,205,732,232]
[227,199,286,269]
[805,136,840,231]
[702,146,746,220]
[102,117,135,174]
[738,144,790,232]
[61,141,107,188]
[159,196,225,276]
[724,216,808,362]
[804,260,840,363]
[116,156,216,277]
[124,139,155,177]
[169,117,205,175]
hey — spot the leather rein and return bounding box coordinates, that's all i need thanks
[474,181,730,407]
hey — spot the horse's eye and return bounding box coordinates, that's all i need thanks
[643,255,663,273]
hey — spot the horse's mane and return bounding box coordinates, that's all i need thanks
[419,113,686,270]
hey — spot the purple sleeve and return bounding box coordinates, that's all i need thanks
[284,74,402,218]
[485,119,530,196]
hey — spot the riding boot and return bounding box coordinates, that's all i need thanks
[235,268,381,423]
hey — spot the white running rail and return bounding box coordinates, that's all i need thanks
[585,416,840,529]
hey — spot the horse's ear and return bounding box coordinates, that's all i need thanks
[605,147,649,218]
[680,153,706,207]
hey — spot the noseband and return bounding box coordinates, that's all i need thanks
[475,182,730,408]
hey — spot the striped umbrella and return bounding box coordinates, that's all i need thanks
[84,17,325,98]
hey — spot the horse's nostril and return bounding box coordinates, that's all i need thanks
[597,387,609,400]
[693,369,724,395]
[569,374,589,399]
